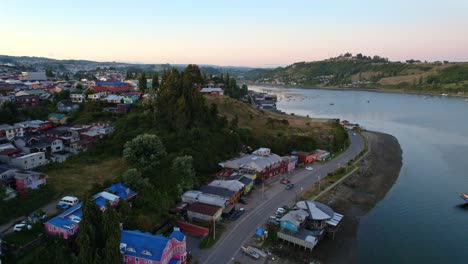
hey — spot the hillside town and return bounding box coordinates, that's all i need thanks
[0,64,359,264]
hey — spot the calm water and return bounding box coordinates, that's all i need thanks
[250,86,468,264]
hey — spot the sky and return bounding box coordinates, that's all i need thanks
[1,0,468,67]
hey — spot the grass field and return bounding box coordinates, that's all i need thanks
[44,156,128,198]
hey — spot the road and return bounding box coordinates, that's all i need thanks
[200,131,364,264]
[0,199,59,235]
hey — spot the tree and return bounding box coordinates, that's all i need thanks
[55,90,70,101]
[76,83,84,89]
[123,134,166,172]
[171,156,196,194]
[152,72,159,90]
[101,207,121,264]
[138,72,147,93]
[0,101,19,124]
[121,168,150,191]
[76,199,103,264]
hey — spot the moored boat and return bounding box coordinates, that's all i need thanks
[459,193,468,202]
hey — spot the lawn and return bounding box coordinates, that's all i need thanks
[44,156,128,198]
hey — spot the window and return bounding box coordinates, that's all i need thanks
[124,256,128,263]
[135,258,139,264]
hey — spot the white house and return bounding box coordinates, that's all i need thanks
[11,152,48,170]
[70,93,87,103]
[0,125,25,140]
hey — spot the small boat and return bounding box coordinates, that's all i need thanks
[367,100,370,103]
[329,103,334,105]
[442,93,448,96]
[460,193,468,202]
[465,98,468,102]
[241,246,260,259]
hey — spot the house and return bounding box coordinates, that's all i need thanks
[45,127,80,145]
[70,93,87,103]
[238,175,254,194]
[208,180,244,202]
[291,151,315,164]
[14,170,47,192]
[0,144,21,163]
[282,156,296,172]
[48,113,68,124]
[87,91,107,101]
[0,164,16,184]
[0,124,25,140]
[105,182,137,201]
[198,185,238,204]
[12,136,64,154]
[279,209,309,232]
[219,148,286,180]
[24,71,47,81]
[15,95,40,108]
[187,202,223,222]
[103,94,124,104]
[91,81,133,94]
[11,152,48,170]
[57,100,79,113]
[199,87,224,96]
[15,120,53,133]
[120,228,187,264]
[121,93,139,104]
[313,149,331,162]
[181,190,229,208]
[45,184,137,239]
[51,150,73,163]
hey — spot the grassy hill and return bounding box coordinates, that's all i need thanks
[246,54,468,95]
[205,96,348,154]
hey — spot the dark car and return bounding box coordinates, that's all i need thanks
[285,183,295,190]
[239,198,249,204]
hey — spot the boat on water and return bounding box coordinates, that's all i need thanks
[460,193,468,202]
[329,103,334,105]
[465,98,468,102]
[442,93,448,96]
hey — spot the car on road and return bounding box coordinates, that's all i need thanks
[353,133,357,136]
[13,223,32,232]
[266,219,280,226]
[305,166,314,171]
[282,205,290,210]
[285,183,295,190]
[239,197,249,204]
[280,178,291,184]
[230,208,246,221]
[56,203,71,210]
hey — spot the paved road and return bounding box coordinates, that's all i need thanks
[0,199,59,235]
[201,131,364,264]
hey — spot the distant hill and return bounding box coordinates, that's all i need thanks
[246,53,468,95]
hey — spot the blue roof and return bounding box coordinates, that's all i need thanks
[168,228,185,241]
[96,81,127,86]
[121,230,171,261]
[106,183,137,200]
[0,164,14,174]
[46,203,83,232]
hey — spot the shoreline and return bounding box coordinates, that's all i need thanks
[264,131,402,264]
[312,131,403,264]
[248,83,468,99]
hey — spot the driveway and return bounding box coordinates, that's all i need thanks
[198,131,364,264]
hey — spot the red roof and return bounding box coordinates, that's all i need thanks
[0,148,19,155]
[91,85,132,93]
[187,202,222,216]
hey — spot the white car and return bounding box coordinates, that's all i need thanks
[13,223,32,232]
[305,166,314,171]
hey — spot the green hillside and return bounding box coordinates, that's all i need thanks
[246,53,468,95]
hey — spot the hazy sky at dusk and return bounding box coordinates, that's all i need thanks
[1,0,468,66]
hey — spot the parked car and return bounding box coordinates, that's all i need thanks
[285,183,295,190]
[58,196,79,208]
[267,219,280,226]
[13,223,32,232]
[280,178,291,184]
[56,203,71,210]
[230,208,246,221]
[282,205,290,210]
[305,166,314,171]
[239,198,249,204]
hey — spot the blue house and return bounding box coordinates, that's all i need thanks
[279,209,309,232]
[106,182,137,201]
